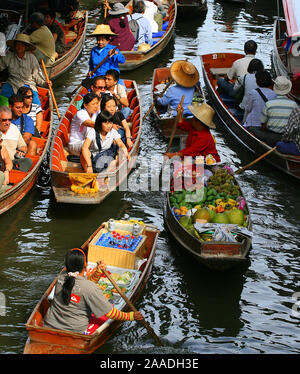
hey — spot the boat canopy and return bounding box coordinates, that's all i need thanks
[282,0,300,38]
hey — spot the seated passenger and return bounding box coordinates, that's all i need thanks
[156,60,199,117]
[29,12,56,67]
[68,92,100,156]
[0,33,49,106]
[250,76,298,147]
[276,106,300,156]
[0,132,13,194]
[17,86,43,134]
[233,58,264,110]
[81,111,130,173]
[144,0,159,33]
[88,24,125,78]
[9,94,38,155]
[108,3,135,51]
[105,69,131,118]
[128,0,152,49]
[243,70,277,128]
[44,248,143,334]
[0,106,33,172]
[164,103,221,162]
[76,76,108,110]
[100,94,133,149]
[44,9,66,58]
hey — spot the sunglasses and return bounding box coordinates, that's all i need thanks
[1,118,12,122]
[94,86,106,90]
[24,95,33,99]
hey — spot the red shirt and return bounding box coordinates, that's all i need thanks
[177,119,221,162]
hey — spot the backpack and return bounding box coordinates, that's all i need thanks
[129,15,143,43]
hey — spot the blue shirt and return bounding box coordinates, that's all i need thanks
[128,13,152,49]
[12,114,35,135]
[88,44,125,78]
[157,84,195,117]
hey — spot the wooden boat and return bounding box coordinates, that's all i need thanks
[272,0,300,103]
[163,162,252,271]
[24,219,160,354]
[177,0,207,18]
[151,66,203,138]
[119,0,177,71]
[200,52,300,180]
[0,8,23,43]
[0,87,53,215]
[48,10,88,80]
[49,79,142,204]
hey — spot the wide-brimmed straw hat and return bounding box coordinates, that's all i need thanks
[109,3,129,16]
[273,76,292,95]
[88,24,117,37]
[170,60,199,88]
[6,33,36,51]
[137,43,151,52]
[188,103,216,129]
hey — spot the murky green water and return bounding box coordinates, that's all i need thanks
[0,0,299,354]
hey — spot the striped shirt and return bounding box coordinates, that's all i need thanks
[282,106,300,151]
[260,96,298,133]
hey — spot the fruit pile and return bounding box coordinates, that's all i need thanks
[169,166,249,241]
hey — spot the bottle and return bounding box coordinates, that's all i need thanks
[132,223,140,237]
[108,219,115,232]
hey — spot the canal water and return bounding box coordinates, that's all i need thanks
[0,0,300,354]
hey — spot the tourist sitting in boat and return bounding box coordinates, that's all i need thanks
[68,92,100,156]
[76,76,108,110]
[276,106,300,156]
[0,106,33,172]
[105,69,131,119]
[128,0,152,49]
[44,9,66,59]
[17,86,43,134]
[107,3,135,51]
[43,248,143,334]
[81,110,130,174]
[0,33,49,106]
[100,93,133,149]
[28,12,56,67]
[87,24,125,79]
[217,40,258,98]
[243,70,277,128]
[250,76,298,147]
[9,94,38,156]
[164,103,221,162]
[156,60,199,117]
[233,58,264,110]
[144,0,162,33]
[0,132,13,194]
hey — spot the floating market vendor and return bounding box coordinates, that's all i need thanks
[164,102,221,162]
[156,60,199,117]
[43,248,143,334]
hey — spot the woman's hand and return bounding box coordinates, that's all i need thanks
[126,138,133,148]
[133,311,144,321]
[96,261,107,272]
[112,124,121,130]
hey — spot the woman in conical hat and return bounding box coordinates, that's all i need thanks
[87,24,125,79]
[156,60,200,118]
[0,33,48,106]
[164,102,221,162]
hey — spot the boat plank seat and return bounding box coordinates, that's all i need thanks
[210,67,230,79]
[40,120,50,138]
[9,169,27,184]
[32,137,47,154]
[61,160,83,172]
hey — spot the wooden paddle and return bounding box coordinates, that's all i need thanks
[68,44,120,97]
[41,59,61,120]
[235,146,277,174]
[143,78,174,121]
[102,268,163,346]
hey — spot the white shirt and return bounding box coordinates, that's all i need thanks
[1,123,26,160]
[144,1,158,33]
[227,54,256,80]
[69,109,99,145]
[86,127,121,155]
[113,84,127,99]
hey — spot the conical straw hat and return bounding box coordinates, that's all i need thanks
[88,24,117,37]
[170,60,199,87]
[188,103,216,129]
[6,33,36,51]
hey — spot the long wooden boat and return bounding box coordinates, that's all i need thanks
[272,0,300,102]
[24,219,160,354]
[0,87,53,215]
[119,0,177,71]
[49,79,142,204]
[151,66,203,138]
[200,52,300,180]
[177,0,207,18]
[48,10,88,80]
[164,162,252,271]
